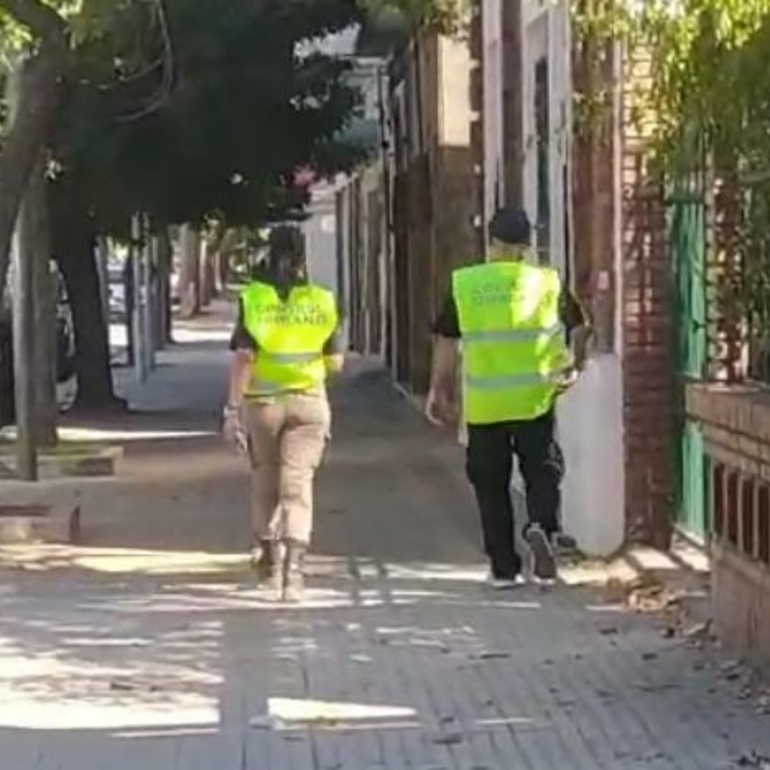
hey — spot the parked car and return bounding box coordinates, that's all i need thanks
[107,264,127,320]
[55,271,76,385]
[0,306,12,429]
[0,265,77,428]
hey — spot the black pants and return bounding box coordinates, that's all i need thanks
[466,409,564,578]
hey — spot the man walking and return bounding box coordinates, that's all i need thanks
[426,207,590,587]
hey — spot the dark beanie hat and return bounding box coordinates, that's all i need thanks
[488,207,532,245]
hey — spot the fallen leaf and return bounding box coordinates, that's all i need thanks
[683,620,713,639]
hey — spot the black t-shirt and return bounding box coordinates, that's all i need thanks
[229,289,342,355]
[433,285,587,339]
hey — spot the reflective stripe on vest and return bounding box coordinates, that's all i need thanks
[462,324,565,344]
[269,352,324,364]
[465,371,553,389]
[452,260,573,424]
[240,281,338,397]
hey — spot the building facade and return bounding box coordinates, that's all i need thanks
[337,31,476,392]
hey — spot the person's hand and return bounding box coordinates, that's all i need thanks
[222,405,248,456]
[425,387,458,426]
[554,366,580,395]
[425,389,444,426]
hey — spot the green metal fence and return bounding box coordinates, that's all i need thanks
[670,174,708,540]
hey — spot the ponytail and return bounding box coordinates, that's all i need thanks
[265,226,307,299]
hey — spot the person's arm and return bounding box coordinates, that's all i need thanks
[228,350,254,407]
[323,311,345,374]
[227,299,257,407]
[426,293,461,424]
[560,288,592,370]
[430,337,459,396]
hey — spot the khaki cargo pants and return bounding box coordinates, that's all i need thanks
[244,392,331,546]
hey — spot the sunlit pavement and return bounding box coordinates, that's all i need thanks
[1,308,770,769]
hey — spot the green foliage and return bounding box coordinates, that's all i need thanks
[2,0,461,234]
[47,0,366,230]
[572,0,770,167]
[572,0,770,365]
[363,0,466,34]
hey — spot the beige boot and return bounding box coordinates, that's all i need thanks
[282,541,307,603]
[256,540,284,598]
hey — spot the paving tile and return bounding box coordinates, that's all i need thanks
[0,323,768,769]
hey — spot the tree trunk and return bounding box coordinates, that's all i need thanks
[218,228,239,292]
[96,236,111,328]
[0,309,13,429]
[23,159,57,446]
[200,238,217,306]
[157,228,173,345]
[124,256,134,366]
[12,198,38,480]
[178,224,201,319]
[215,250,225,294]
[52,202,122,412]
[0,20,68,301]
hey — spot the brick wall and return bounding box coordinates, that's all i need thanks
[434,34,475,297]
[388,29,474,395]
[434,146,476,300]
[620,50,676,548]
[570,38,615,351]
[469,0,485,256]
[687,382,770,666]
[570,39,675,547]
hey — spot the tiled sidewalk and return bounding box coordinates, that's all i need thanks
[0,330,768,769]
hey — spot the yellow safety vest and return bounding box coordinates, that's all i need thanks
[452,260,573,424]
[241,281,338,397]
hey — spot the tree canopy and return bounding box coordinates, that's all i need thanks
[51,0,366,233]
[0,0,465,249]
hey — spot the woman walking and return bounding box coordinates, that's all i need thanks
[223,225,343,601]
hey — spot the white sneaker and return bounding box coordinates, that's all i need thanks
[485,573,526,590]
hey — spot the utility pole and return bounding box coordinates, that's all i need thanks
[155,228,173,348]
[131,214,148,383]
[8,62,38,480]
[150,231,166,351]
[96,236,111,330]
[142,215,155,374]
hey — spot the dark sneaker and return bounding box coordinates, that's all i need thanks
[525,524,557,582]
[552,532,578,555]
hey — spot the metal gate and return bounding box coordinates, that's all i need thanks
[671,173,708,539]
